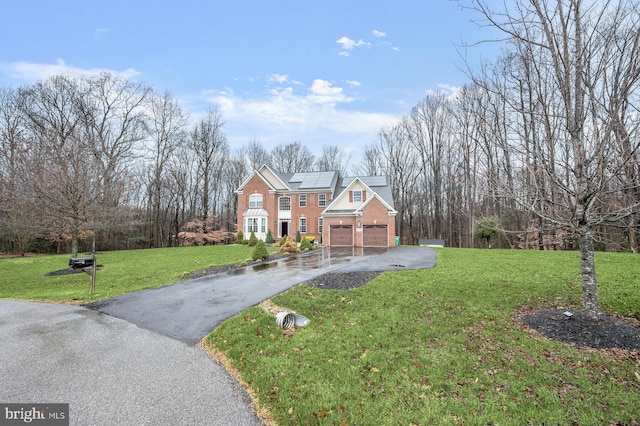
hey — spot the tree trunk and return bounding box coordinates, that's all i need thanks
[71,222,79,258]
[579,228,599,320]
[630,215,638,253]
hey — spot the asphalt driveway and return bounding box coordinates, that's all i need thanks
[86,246,437,345]
[1,246,436,425]
[0,300,261,425]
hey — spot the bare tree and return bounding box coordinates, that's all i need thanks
[18,75,99,257]
[189,108,229,235]
[314,144,351,176]
[0,88,40,254]
[463,0,640,320]
[80,72,151,248]
[243,138,271,171]
[353,144,385,176]
[270,141,315,173]
[146,91,188,247]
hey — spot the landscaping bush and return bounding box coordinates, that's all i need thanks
[248,231,258,247]
[279,235,287,246]
[295,230,301,243]
[236,231,244,244]
[300,237,313,251]
[252,240,269,261]
[279,236,299,255]
[265,228,274,244]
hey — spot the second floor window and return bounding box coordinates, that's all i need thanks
[299,194,307,207]
[353,190,363,202]
[279,196,291,211]
[249,193,263,208]
[318,194,326,207]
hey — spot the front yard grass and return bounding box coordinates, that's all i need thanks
[0,245,276,303]
[205,248,640,425]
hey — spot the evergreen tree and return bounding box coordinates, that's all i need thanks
[252,240,269,261]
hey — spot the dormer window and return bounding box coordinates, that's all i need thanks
[249,193,263,208]
[353,190,362,202]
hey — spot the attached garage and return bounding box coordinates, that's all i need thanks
[363,224,388,247]
[330,225,353,246]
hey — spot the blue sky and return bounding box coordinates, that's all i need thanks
[0,1,503,157]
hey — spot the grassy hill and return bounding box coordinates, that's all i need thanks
[205,248,640,425]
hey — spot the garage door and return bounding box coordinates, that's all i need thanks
[363,225,388,247]
[330,225,353,246]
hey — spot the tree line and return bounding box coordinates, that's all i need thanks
[0,73,353,256]
[1,1,638,267]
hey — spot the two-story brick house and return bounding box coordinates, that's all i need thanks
[235,165,397,247]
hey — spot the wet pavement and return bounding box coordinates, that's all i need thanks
[1,246,436,425]
[0,300,261,426]
[87,246,436,345]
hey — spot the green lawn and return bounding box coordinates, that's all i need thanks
[205,248,640,425]
[0,245,276,303]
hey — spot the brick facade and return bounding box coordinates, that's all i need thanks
[236,167,397,247]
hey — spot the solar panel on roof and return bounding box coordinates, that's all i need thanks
[297,171,335,189]
[316,174,334,187]
[365,176,387,186]
[290,173,304,182]
[341,176,387,187]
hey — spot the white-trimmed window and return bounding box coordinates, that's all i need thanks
[353,190,363,202]
[299,194,307,207]
[249,193,263,208]
[318,217,323,234]
[318,194,326,207]
[299,217,307,233]
[246,218,259,233]
[260,218,267,233]
[279,196,291,211]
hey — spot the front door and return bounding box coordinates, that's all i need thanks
[280,220,289,238]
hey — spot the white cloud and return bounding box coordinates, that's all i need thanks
[384,42,401,52]
[336,36,371,56]
[307,79,353,105]
[267,73,289,83]
[94,27,111,39]
[185,78,399,156]
[0,59,140,83]
[336,36,370,50]
[346,80,361,87]
[337,32,399,56]
[425,83,463,101]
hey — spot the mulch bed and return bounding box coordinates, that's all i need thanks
[522,309,640,351]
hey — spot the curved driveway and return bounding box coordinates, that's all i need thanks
[87,246,437,345]
[0,246,436,425]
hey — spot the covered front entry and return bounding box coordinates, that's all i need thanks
[330,225,353,246]
[363,224,388,247]
[279,220,290,238]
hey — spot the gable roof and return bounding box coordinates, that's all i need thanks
[323,175,397,216]
[338,175,395,209]
[235,165,339,193]
[235,164,288,193]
